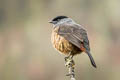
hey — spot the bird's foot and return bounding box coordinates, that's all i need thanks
[64,55,75,68]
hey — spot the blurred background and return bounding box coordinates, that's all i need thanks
[0,0,120,80]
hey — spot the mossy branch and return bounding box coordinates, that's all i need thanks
[65,55,76,80]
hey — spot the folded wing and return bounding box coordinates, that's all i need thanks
[57,24,90,51]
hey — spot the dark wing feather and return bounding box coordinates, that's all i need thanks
[58,24,90,51]
[58,24,97,68]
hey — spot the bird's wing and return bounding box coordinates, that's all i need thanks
[57,24,90,51]
[58,24,97,68]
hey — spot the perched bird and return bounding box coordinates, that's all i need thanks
[49,16,96,68]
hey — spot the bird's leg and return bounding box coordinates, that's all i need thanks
[64,52,72,62]
[64,52,76,80]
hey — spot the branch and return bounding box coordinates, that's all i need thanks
[65,56,76,80]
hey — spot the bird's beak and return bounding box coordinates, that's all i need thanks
[49,21,57,24]
[48,21,53,23]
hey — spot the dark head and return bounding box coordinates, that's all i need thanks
[49,16,68,24]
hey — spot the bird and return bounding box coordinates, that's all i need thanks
[49,16,97,68]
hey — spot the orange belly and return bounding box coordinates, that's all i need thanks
[51,28,81,55]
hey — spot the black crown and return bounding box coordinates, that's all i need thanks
[52,16,68,21]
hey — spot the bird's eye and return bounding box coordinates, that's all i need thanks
[57,19,60,21]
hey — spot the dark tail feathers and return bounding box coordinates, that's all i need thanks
[86,51,97,68]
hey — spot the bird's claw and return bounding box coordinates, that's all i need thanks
[64,56,75,68]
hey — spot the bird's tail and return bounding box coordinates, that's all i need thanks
[86,51,97,68]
